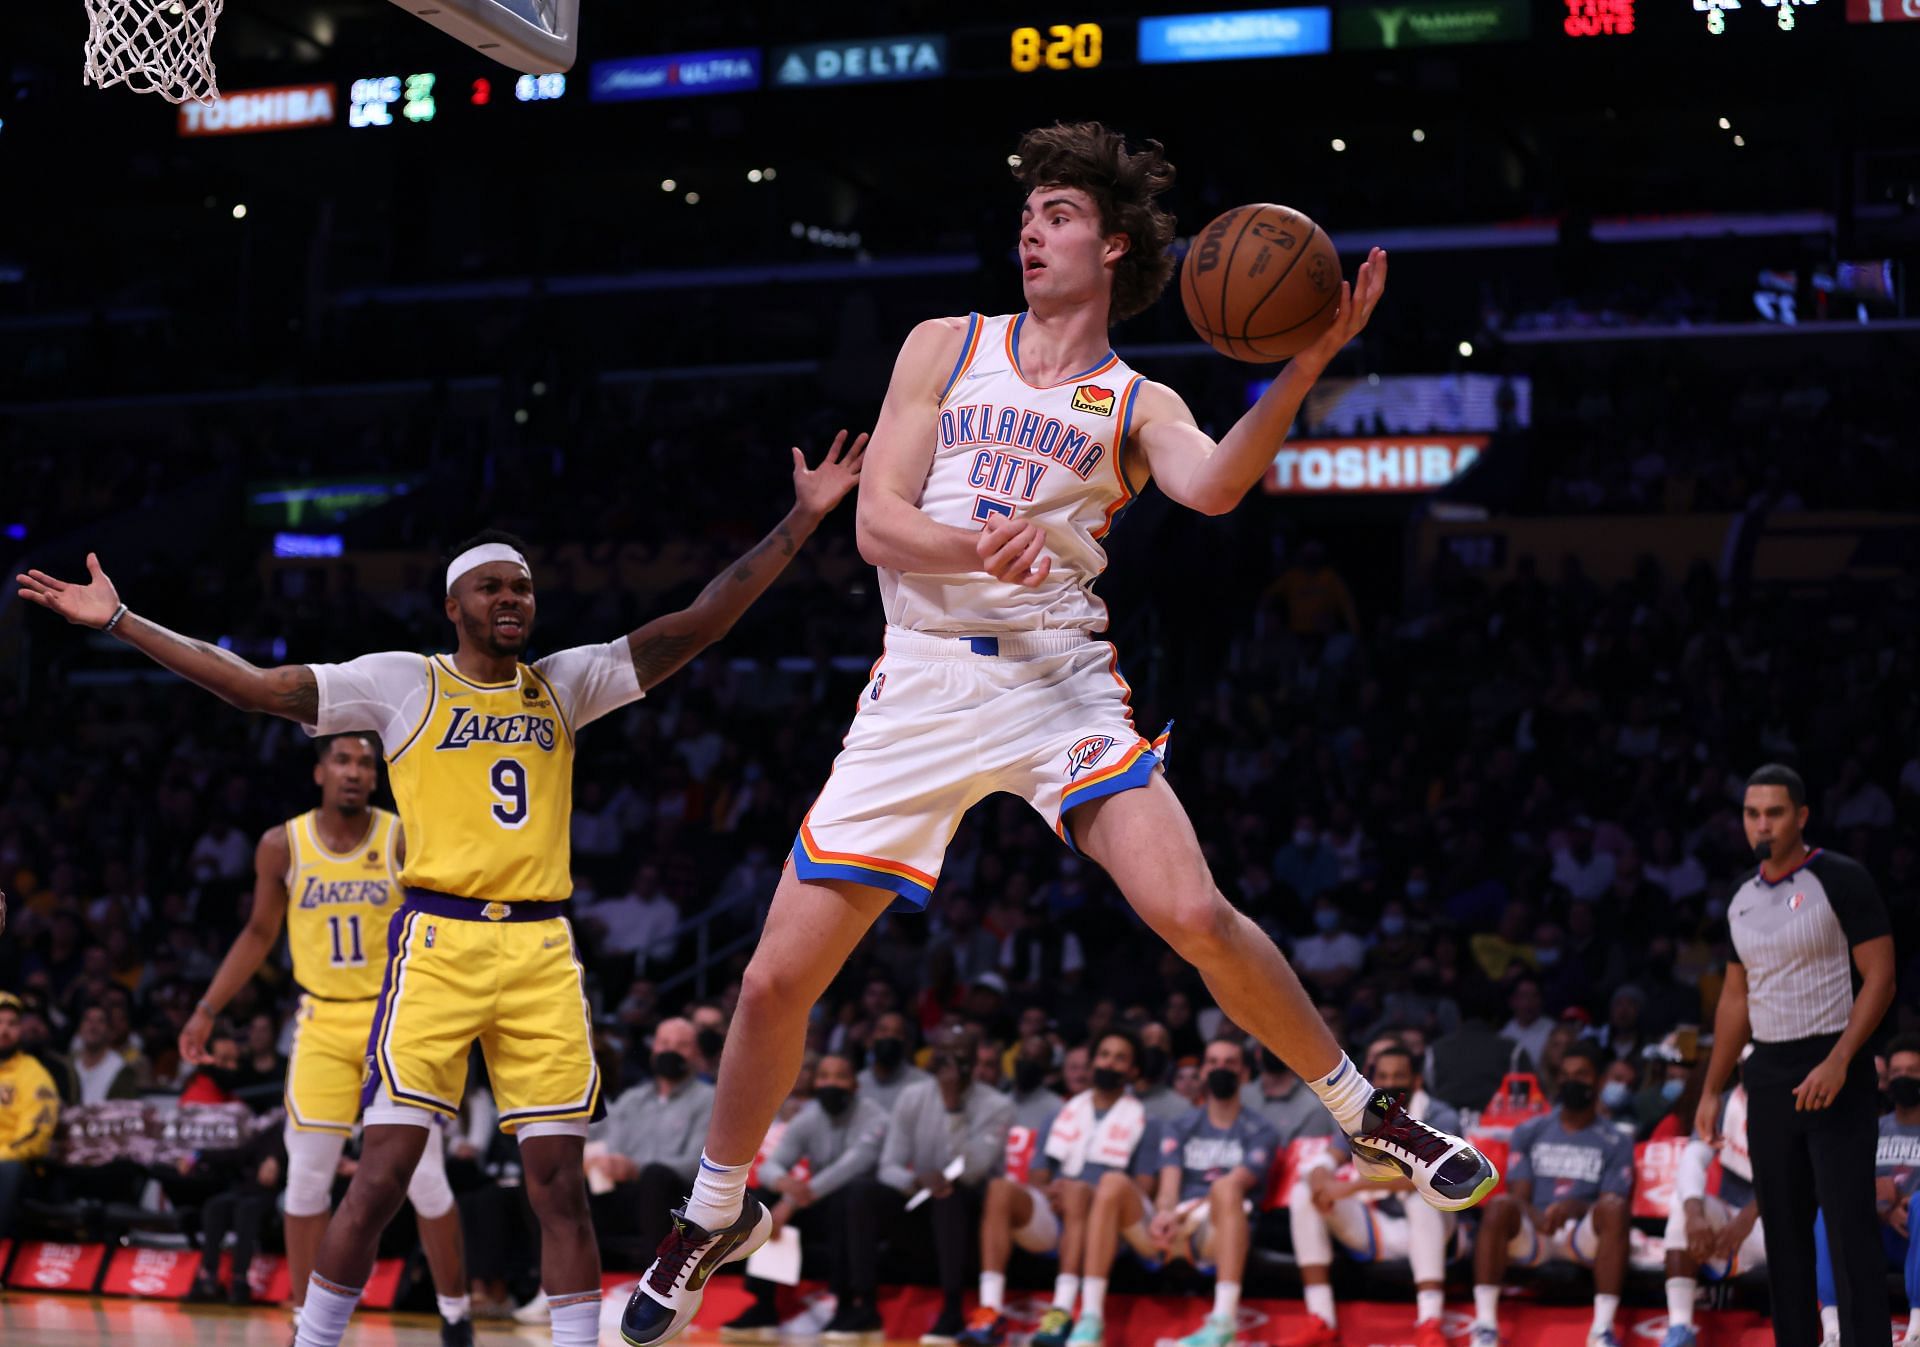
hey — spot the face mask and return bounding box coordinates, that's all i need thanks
[697,1028,725,1062]
[870,1038,906,1072]
[1558,1080,1596,1112]
[1380,915,1407,938]
[816,1086,853,1117]
[1661,1078,1686,1103]
[1206,1068,1241,1101]
[1294,830,1316,849]
[651,1051,689,1082]
[1891,1078,1920,1110]
[0,1044,17,1062]
[1600,1081,1632,1111]
[1405,880,1430,901]
[1014,1059,1049,1094]
[1535,947,1562,967]
[1092,1067,1126,1094]
[1314,909,1340,932]
[1139,1046,1170,1084]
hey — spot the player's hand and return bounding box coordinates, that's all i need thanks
[1149,1210,1180,1248]
[178,1006,217,1067]
[1714,1206,1758,1262]
[258,1156,281,1188]
[1292,247,1388,376]
[1541,1199,1583,1234]
[976,514,1052,588]
[1792,1054,1847,1111]
[16,552,122,629]
[791,430,867,519]
[770,1197,796,1236]
[1693,1095,1721,1145]
[1683,1208,1715,1263]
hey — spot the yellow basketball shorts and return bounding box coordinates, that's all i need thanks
[363,892,602,1132]
[286,994,377,1134]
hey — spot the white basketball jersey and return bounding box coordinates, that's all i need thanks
[880,312,1146,635]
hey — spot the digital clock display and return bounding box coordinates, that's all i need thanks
[1009,23,1105,71]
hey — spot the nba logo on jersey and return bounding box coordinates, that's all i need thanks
[1789,891,1804,910]
[871,673,887,701]
[1071,384,1116,417]
[1066,735,1117,778]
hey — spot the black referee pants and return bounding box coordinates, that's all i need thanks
[1747,1034,1890,1347]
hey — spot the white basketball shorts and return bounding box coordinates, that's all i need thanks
[789,626,1169,908]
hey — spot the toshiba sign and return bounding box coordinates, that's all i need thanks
[179,84,337,137]
[1265,436,1485,494]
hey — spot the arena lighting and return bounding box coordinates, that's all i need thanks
[1719,116,1732,129]
[513,408,529,424]
[1332,137,1347,151]
[532,381,548,396]
[1458,340,1474,357]
[1734,134,1746,146]
[1007,153,1022,167]
[685,190,701,204]
[748,168,763,182]
[762,166,777,180]
[660,178,676,192]
[232,203,247,219]
[1412,128,1426,141]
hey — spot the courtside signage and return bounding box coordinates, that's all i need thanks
[1138,7,1332,61]
[1264,436,1487,494]
[590,49,761,102]
[178,83,336,136]
[771,35,948,86]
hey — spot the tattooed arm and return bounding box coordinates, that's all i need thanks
[627,431,866,692]
[16,552,319,721]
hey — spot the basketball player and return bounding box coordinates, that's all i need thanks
[625,122,1494,1347]
[177,732,470,1343]
[15,432,864,1347]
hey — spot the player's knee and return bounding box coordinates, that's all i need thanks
[1161,888,1235,963]
[406,1150,456,1221]
[339,1160,413,1227]
[738,953,814,1023]
[1593,1194,1628,1230]
[1060,1180,1093,1213]
[283,1129,346,1218]
[525,1165,590,1225]
[1287,1179,1315,1213]
[1481,1193,1518,1233]
[985,1176,1016,1207]
[1092,1171,1132,1208]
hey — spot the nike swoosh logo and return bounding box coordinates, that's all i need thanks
[965,369,997,381]
[543,935,566,949]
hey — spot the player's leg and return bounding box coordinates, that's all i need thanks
[1069,775,1494,1210]
[1074,1173,1145,1346]
[964,1178,1039,1343]
[1285,1177,1341,1342]
[296,1122,432,1347]
[624,869,896,1346]
[1661,1192,1721,1347]
[1176,1178,1249,1346]
[1029,1180,1093,1347]
[283,995,366,1320]
[1406,1202,1455,1338]
[1583,1199,1629,1345]
[281,1123,349,1317]
[1471,1193,1526,1342]
[406,1123,473,1340]
[519,1129,602,1347]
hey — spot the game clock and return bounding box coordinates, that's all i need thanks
[1008,22,1106,70]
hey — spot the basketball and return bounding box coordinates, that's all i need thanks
[1181,203,1342,363]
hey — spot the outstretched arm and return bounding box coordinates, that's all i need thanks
[16,554,319,721]
[1134,248,1387,516]
[627,431,865,691]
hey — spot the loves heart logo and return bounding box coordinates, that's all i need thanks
[1071,383,1117,417]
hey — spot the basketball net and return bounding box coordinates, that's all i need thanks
[82,0,224,104]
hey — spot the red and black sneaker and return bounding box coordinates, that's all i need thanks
[621,1199,773,1347]
[1349,1090,1498,1212]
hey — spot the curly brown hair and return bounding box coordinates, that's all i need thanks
[1013,121,1177,326]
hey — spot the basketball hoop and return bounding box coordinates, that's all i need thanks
[81,0,224,104]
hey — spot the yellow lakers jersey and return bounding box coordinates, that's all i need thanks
[285,806,402,1000]
[384,654,576,903]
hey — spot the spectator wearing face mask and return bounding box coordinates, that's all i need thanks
[1369,902,1422,979]
[720,1053,890,1343]
[1272,815,1341,909]
[1242,1045,1340,1145]
[1292,899,1367,995]
[584,1018,715,1260]
[1134,1023,1188,1122]
[1501,977,1552,1070]
[1597,1059,1642,1138]
[690,1003,728,1084]
[1008,1033,1065,1136]
[859,1011,930,1115]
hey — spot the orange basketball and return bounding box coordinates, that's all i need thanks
[1181,204,1342,362]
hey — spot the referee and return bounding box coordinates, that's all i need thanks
[1696,764,1896,1347]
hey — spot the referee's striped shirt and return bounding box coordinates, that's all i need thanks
[1727,848,1889,1042]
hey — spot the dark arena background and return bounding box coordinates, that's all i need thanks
[1,2,1918,1346]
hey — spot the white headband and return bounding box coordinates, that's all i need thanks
[447,543,531,594]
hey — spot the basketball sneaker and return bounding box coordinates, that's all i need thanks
[1349,1090,1498,1212]
[621,1199,773,1347]
[1031,1308,1075,1347]
[1174,1313,1238,1347]
[1277,1318,1339,1347]
[1066,1315,1105,1347]
[1415,1319,1448,1347]
[1658,1326,1697,1347]
[957,1308,1009,1346]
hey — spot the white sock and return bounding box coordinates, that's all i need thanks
[1665,1279,1695,1329]
[1304,1283,1336,1328]
[1053,1274,1081,1312]
[1473,1284,1501,1328]
[437,1293,472,1325]
[293,1275,362,1347]
[980,1272,1006,1314]
[549,1290,602,1347]
[1822,1306,1841,1339]
[1081,1277,1108,1318]
[1592,1294,1619,1335]
[1310,1054,1375,1134]
[1417,1290,1445,1324]
[1212,1281,1241,1322]
[684,1151,752,1231]
[1907,1308,1920,1339]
